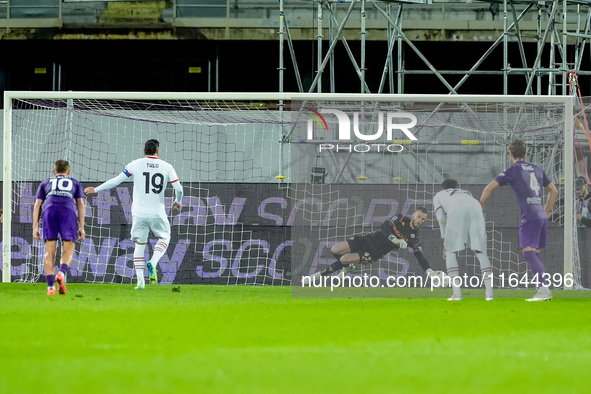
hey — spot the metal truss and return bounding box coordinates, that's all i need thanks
[278,0,591,96]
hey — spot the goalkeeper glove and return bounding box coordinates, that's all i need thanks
[388,234,407,250]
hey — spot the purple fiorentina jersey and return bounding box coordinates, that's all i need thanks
[495,160,551,222]
[35,175,84,212]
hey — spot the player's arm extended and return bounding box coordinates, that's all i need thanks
[76,197,86,241]
[85,172,128,194]
[171,180,183,204]
[32,198,43,241]
[380,217,407,249]
[414,249,435,275]
[171,179,184,211]
[544,182,558,216]
[480,180,500,209]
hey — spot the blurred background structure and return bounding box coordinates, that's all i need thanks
[1,0,591,95]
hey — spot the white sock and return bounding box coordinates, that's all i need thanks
[446,251,462,298]
[476,252,494,298]
[136,269,145,285]
[134,243,147,284]
[150,237,170,267]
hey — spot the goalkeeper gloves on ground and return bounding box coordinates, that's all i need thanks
[388,234,407,250]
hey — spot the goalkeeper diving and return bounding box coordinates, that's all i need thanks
[305,207,443,283]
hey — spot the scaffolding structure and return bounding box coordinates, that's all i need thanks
[278,0,591,96]
[277,1,591,289]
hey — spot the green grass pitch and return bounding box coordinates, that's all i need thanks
[1,283,590,393]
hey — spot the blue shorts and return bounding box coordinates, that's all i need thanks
[42,207,78,242]
[519,218,547,250]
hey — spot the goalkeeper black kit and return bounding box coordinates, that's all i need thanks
[380,215,432,272]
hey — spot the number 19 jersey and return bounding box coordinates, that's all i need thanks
[494,160,551,222]
[123,155,180,218]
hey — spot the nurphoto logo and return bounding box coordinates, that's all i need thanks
[305,108,418,153]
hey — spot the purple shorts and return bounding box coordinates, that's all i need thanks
[519,218,547,250]
[42,207,78,242]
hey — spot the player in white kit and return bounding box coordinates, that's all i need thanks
[433,179,494,301]
[85,139,183,289]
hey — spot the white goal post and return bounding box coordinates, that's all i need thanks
[2,91,576,288]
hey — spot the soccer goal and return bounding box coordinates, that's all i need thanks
[1,92,578,289]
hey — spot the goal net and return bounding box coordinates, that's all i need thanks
[289,95,578,293]
[2,93,293,285]
[1,92,578,290]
